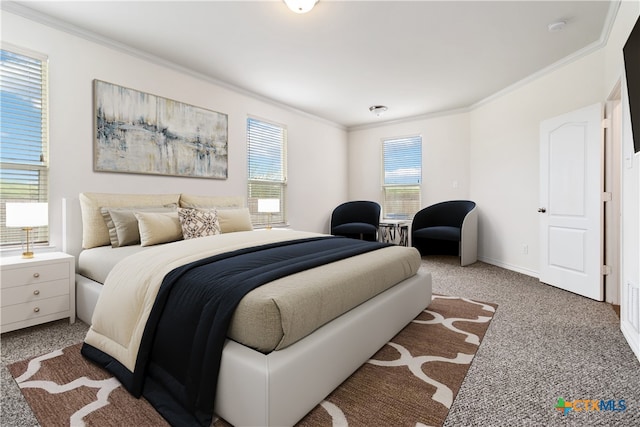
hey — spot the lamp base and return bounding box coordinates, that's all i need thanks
[21,227,34,258]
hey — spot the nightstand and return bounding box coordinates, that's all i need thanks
[0,252,75,333]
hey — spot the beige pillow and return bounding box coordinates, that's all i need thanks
[178,208,221,239]
[134,211,183,247]
[217,208,253,233]
[80,192,180,248]
[179,194,244,209]
[100,205,177,247]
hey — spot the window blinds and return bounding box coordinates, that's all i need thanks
[0,48,49,246]
[382,135,422,219]
[247,117,286,226]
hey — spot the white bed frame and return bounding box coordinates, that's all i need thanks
[63,197,432,426]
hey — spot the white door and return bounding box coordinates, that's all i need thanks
[539,103,603,301]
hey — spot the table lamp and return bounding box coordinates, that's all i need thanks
[257,199,280,230]
[5,202,48,258]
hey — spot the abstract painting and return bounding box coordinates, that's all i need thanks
[94,80,228,179]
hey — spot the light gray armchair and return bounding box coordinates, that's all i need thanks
[411,200,478,266]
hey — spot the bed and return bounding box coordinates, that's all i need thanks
[63,193,432,426]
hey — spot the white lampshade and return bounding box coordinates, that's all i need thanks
[6,203,48,228]
[283,0,318,14]
[257,199,280,213]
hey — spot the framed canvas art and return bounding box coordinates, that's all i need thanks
[94,80,228,179]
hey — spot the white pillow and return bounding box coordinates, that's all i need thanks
[134,211,183,246]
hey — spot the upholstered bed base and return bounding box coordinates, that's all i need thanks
[76,269,431,426]
[66,196,433,425]
[75,274,102,326]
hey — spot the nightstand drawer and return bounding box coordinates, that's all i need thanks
[0,262,70,288]
[1,279,69,307]
[1,294,70,325]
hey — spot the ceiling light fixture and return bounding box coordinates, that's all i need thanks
[547,20,567,32]
[369,105,388,117]
[284,0,319,14]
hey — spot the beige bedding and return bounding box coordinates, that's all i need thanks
[79,235,420,352]
[78,245,150,284]
[84,230,421,371]
[230,237,421,352]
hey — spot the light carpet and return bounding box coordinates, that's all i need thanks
[7,295,496,427]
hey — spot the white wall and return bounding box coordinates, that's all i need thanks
[611,1,640,295]
[608,0,640,360]
[469,51,605,275]
[347,52,605,277]
[2,10,349,250]
[346,1,640,281]
[4,2,639,284]
[347,112,471,206]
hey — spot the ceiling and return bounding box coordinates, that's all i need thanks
[4,1,616,128]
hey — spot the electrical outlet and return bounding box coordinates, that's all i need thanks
[522,244,528,254]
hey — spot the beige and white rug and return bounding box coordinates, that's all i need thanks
[8,295,496,427]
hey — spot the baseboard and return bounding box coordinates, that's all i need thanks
[477,255,539,278]
[620,320,640,363]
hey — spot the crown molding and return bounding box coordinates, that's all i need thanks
[470,0,621,111]
[2,0,622,133]
[350,0,622,130]
[1,1,346,131]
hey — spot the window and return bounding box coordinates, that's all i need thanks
[382,135,422,220]
[0,47,49,246]
[247,117,286,226]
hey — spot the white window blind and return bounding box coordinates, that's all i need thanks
[0,47,49,247]
[382,135,422,220]
[247,117,286,226]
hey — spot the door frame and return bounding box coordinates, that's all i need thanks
[604,80,623,305]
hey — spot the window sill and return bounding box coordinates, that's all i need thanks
[254,224,291,230]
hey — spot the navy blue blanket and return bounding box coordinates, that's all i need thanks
[82,236,389,426]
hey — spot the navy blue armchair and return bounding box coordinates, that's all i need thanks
[331,201,381,242]
[411,200,478,266]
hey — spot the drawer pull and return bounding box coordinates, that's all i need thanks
[33,307,40,313]
[33,290,40,296]
[33,273,40,278]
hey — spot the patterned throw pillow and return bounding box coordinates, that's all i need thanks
[178,208,221,239]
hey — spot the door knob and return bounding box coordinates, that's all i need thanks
[538,207,546,213]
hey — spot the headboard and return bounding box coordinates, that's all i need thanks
[62,193,246,262]
[62,196,84,261]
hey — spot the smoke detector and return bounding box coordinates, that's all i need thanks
[548,21,567,32]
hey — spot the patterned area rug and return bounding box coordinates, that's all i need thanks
[8,295,496,427]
